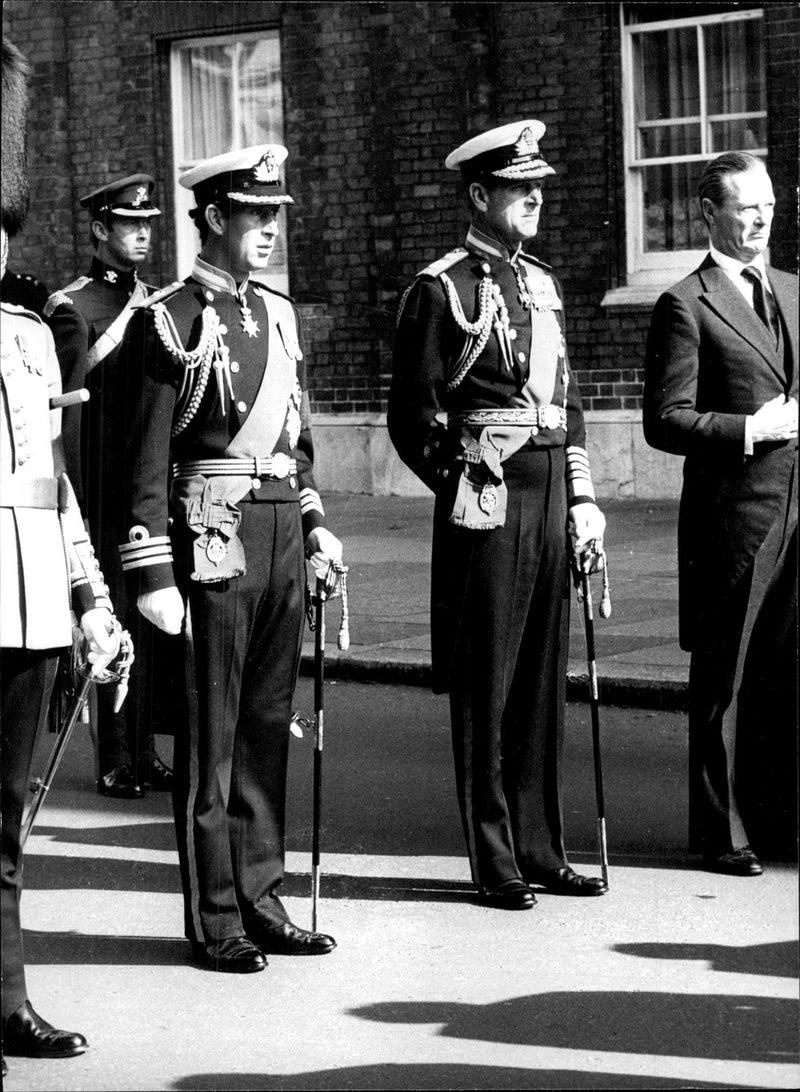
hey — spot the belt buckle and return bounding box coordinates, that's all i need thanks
[542,405,562,431]
[269,453,291,479]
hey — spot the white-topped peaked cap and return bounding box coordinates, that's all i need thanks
[445,120,555,182]
[179,144,294,206]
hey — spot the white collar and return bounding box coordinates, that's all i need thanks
[709,245,769,285]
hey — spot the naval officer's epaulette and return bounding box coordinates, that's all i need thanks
[417,248,469,279]
[133,280,185,310]
[518,252,553,272]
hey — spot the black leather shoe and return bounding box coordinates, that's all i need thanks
[141,754,174,792]
[97,764,145,799]
[2,1000,87,1058]
[478,878,537,910]
[703,846,763,877]
[195,936,267,973]
[247,920,336,955]
[525,866,608,896]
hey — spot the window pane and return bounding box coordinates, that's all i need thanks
[709,117,766,153]
[705,19,764,115]
[639,122,701,159]
[642,161,706,252]
[180,46,234,161]
[634,28,699,121]
[179,38,284,162]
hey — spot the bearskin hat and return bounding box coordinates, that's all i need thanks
[2,38,31,238]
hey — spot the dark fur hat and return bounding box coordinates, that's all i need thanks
[2,38,31,237]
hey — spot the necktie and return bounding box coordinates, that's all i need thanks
[741,266,779,344]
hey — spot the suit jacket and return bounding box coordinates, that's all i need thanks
[643,254,798,650]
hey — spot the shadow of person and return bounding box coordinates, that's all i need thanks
[170,1062,753,1091]
[21,929,191,967]
[613,940,799,980]
[348,992,798,1063]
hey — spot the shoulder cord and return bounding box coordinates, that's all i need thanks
[151,303,221,437]
[442,273,501,392]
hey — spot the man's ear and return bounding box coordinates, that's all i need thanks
[469,181,490,213]
[205,203,227,237]
[91,219,109,243]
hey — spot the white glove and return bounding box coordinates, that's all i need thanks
[305,526,343,580]
[137,586,185,635]
[80,607,121,676]
[569,501,606,560]
[750,395,798,443]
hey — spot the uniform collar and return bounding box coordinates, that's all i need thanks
[466,224,525,265]
[192,254,250,298]
[91,256,138,291]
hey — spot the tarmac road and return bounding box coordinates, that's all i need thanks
[6,679,798,1091]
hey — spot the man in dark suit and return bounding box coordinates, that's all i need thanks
[643,151,798,877]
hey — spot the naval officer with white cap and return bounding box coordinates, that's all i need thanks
[117,144,342,972]
[389,120,607,909]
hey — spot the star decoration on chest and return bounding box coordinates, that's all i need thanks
[241,309,260,338]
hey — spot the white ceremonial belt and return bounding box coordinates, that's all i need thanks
[453,406,567,431]
[172,455,298,480]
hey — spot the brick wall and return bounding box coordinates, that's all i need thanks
[4,0,798,420]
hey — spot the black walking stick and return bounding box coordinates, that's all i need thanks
[21,625,134,847]
[301,561,349,931]
[574,543,612,889]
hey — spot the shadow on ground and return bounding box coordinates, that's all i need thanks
[614,940,799,979]
[348,991,799,1063]
[169,1063,754,1090]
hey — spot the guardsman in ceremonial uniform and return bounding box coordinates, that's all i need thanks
[1,36,120,1075]
[389,120,608,910]
[118,144,343,973]
[45,175,176,799]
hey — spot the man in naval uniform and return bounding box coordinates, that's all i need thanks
[1,36,120,1074]
[389,120,608,910]
[45,175,176,799]
[118,144,342,972]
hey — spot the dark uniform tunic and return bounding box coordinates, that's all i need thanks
[118,257,326,946]
[1,302,108,1017]
[45,257,177,777]
[389,226,596,889]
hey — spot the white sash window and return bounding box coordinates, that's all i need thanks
[611,5,766,304]
[170,32,289,292]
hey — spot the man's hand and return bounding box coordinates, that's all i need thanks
[137,587,185,635]
[80,607,121,676]
[568,502,606,566]
[305,527,343,580]
[751,395,798,444]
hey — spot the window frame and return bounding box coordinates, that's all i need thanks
[619,5,765,292]
[169,29,288,290]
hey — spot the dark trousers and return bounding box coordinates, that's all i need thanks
[688,569,752,856]
[172,501,305,946]
[96,597,183,778]
[441,448,570,888]
[1,648,59,1018]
